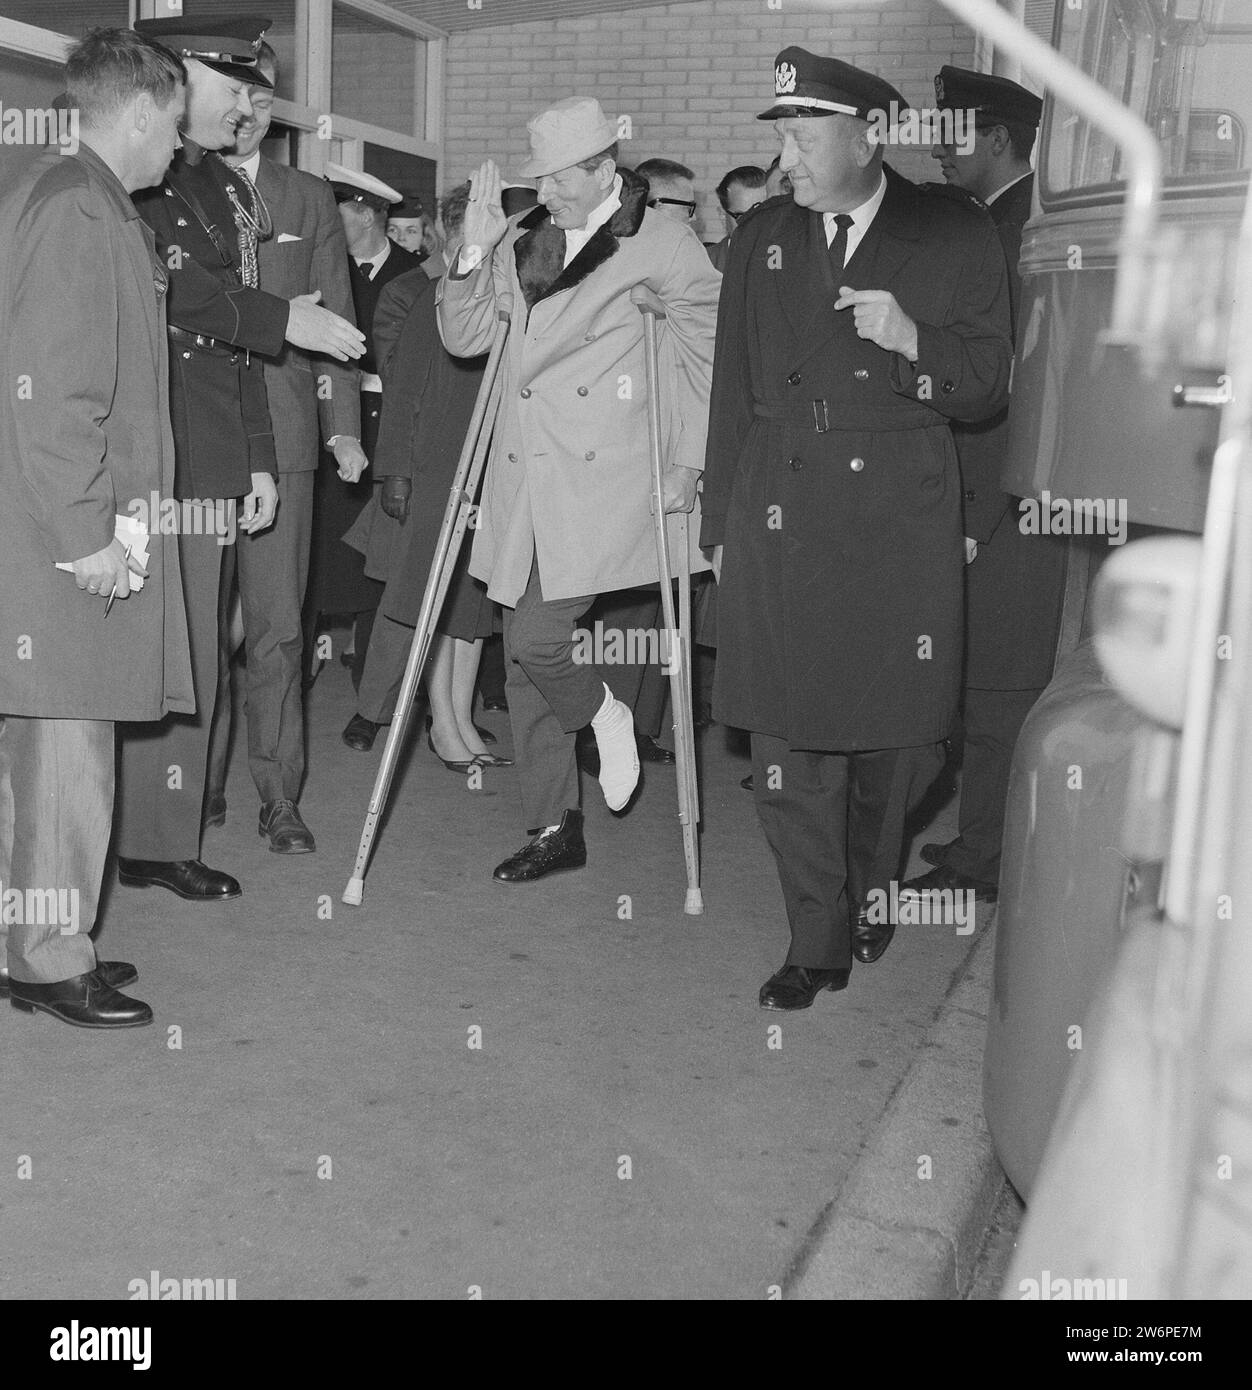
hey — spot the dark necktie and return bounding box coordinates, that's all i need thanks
[354,259,375,283]
[827,212,854,271]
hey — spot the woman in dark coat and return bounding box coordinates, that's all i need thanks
[342,185,501,768]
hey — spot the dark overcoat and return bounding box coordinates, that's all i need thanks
[307,239,423,615]
[0,146,193,721]
[343,270,492,636]
[955,174,1067,690]
[132,139,288,500]
[700,168,1013,751]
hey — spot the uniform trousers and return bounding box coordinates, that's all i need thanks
[208,471,315,807]
[116,519,229,862]
[0,715,109,983]
[356,614,414,725]
[503,558,629,830]
[751,733,945,969]
[938,685,1042,883]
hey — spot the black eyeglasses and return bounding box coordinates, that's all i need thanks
[728,200,765,222]
[648,197,696,216]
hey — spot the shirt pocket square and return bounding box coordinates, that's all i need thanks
[277,232,303,243]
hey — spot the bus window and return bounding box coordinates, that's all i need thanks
[1044,0,1252,200]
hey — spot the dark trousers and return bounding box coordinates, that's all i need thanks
[0,715,110,983]
[579,588,669,740]
[356,613,414,725]
[940,685,1042,883]
[503,561,615,830]
[751,733,945,969]
[116,521,229,862]
[208,471,315,806]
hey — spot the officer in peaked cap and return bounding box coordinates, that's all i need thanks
[305,163,424,692]
[903,65,1066,909]
[757,45,907,122]
[133,13,275,88]
[701,47,1014,1011]
[114,14,363,905]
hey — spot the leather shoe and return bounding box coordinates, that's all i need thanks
[342,713,382,751]
[473,723,498,746]
[899,862,998,904]
[203,791,227,829]
[259,799,315,854]
[919,840,952,868]
[481,695,508,712]
[1,959,137,997]
[575,728,599,777]
[852,907,895,965]
[493,809,586,882]
[117,858,241,901]
[637,734,675,764]
[740,774,754,792]
[759,964,850,1011]
[9,969,152,1028]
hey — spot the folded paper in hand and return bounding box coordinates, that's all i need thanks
[56,512,150,591]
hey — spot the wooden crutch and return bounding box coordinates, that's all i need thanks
[343,303,511,906]
[631,283,703,915]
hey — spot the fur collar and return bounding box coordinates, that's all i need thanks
[514,167,649,311]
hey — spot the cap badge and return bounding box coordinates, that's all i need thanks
[775,61,797,96]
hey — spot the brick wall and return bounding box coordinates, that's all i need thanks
[442,0,976,240]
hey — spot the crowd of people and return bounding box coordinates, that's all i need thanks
[0,17,1063,1029]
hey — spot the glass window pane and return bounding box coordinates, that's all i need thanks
[0,48,64,110]
[1,3,131,34]
[331,3,423,136]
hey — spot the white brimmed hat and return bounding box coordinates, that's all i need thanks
[518,97,616,179]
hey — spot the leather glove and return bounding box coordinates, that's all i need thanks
[380,476,411,523]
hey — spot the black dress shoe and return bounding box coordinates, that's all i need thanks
[740,774,754,792]
[342,713,382,751]
[919,840,952,869]
[473,723,498,745]
[899,862,998,904]
[481,695,508,712]
[852,907,895,965]
[637,734,676,764]
[493,809,586,882]
[117,858,242,901]
[1,959,137,997]
[259,799,316,854]
[759,964,850,1011]
[203,791,227,829]
[9,969,152,1028]
[472,751,514,768]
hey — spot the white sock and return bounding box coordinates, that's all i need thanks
[590,682,639,811]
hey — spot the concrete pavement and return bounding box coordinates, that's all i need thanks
[5,654,990,1300]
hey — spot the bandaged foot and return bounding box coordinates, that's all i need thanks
[590,683,639,812]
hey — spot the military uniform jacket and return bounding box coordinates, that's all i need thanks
[253,155,360,471]
[955,174,1067,689]
[0,146,193,720]
[437,169,721,608]
[700,169,1012,751]
[133,140,288,500]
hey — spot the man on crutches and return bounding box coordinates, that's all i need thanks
[437,98,720,884]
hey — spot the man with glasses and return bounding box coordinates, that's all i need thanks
[634,157,699,225]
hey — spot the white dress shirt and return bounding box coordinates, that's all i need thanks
[561,175,623,267]
[823,172,888,269]
[984,170,1032,207]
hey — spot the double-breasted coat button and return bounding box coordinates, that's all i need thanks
[585,451,596,461]
[964,488,976,501]
[849,457,865,472]
[789,456,803,471]
[577,386,588,396]
[941,380,955,394]
[508,452,518,462]
[520,387,532,398]
[787,371,802,385]
[854,368,869,380]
